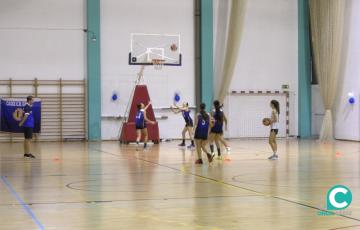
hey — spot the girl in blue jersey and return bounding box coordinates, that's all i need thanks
[209,100,230,160]
[194,103,215,164]
[19,96,36,158]
[135,102,156,150]
[171,102,195,149]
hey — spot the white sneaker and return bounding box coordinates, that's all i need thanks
[268,154,278,160]
[226,147,231,152]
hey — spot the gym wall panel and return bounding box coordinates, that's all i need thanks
[0,0,86,80]
[101,0,195,140]
[0,0,84,28]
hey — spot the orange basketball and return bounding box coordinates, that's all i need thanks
[262,118,271,126]
[170,44,178,52]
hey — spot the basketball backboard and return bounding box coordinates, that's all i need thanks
[129,33,182,67]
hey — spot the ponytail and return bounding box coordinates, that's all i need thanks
[199,103,209,121]
[271,100,280,114]
[213,100,224,122]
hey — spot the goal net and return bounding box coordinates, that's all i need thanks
[227,91,290,138]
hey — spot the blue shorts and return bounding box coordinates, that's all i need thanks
[136,124,147,130]
[185,120,193,127]
[194,131,208,140]
[23,127,33,139]
[210,127,223,134]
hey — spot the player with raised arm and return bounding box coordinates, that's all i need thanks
[135,102,156,151]
[171,102,195,149]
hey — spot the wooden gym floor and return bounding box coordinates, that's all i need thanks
[0,139,359,230]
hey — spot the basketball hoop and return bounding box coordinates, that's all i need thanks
[152,59,165,70]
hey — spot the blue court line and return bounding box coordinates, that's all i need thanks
[1,176,45,230]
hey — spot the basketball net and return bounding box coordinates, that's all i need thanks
[152,59,165,70]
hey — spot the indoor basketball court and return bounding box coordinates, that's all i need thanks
[0,0,359,229]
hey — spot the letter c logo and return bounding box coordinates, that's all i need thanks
[327,185,352,210]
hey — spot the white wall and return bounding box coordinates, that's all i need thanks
[0,0,195,140]
[0,0,85,80]
[334,0,360,141]
[101,0,195,140]
[214,0,299,137]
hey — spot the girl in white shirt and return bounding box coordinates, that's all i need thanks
[268,100,280,160]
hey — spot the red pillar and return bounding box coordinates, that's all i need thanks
[120,85,160,143]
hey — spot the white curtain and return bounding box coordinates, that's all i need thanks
[216,0,247,102]
[213,0,231,99]
[309,0,345,141]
